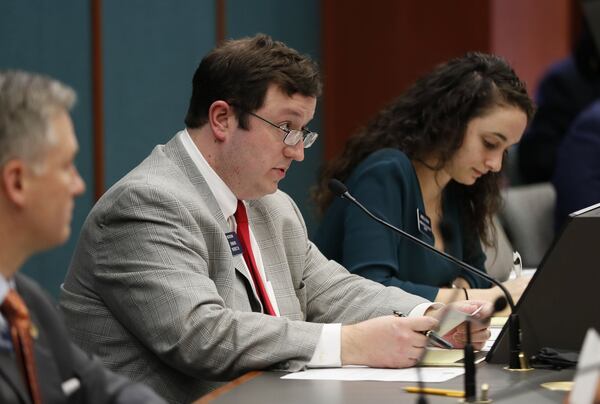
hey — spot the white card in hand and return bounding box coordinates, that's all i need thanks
[437,306,483,336]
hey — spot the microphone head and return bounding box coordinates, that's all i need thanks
[328,179,348,198]
[493,296,508,313]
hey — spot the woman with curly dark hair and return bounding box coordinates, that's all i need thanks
[313,52,535,304]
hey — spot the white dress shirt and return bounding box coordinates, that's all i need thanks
[0,275,11,329]
[0,276,14,350]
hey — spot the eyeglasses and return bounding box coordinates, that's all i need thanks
[246,111,318,149]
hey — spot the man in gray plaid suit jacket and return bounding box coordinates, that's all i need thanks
[59,35,491,403]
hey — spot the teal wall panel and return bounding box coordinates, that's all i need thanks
[0,1,94,298]
[102,0,216,187]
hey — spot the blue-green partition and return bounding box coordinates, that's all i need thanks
[0,0,322,297]
[102,1,216,187]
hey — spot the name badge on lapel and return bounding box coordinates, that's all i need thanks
[225,232,244,256]
[416,208,434,240]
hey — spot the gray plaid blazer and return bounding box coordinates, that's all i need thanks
[59,132,427,403]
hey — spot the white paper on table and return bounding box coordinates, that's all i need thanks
[281,366,464,382]
[570,328,600,404]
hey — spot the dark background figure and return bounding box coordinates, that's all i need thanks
[553,99,600,230]
[518,13,600,184]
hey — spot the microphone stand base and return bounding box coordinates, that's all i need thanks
[458,399,493,404]
[460,382,493,403]
[505,352,533,372]
[504,366,534,372]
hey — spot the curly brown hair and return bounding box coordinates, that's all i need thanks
[313,52,534,245]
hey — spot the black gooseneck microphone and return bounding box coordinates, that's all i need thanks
[327,178,530,371]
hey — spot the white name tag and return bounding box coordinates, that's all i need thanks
[417,208,434,239]
[61,377,81,396]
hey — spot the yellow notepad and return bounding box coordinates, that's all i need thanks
[420,348,486,367]
[490,316,508,327]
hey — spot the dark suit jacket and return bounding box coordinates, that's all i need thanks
[553,99,600,231]
[518,57,600,183]
[0,274,165,404]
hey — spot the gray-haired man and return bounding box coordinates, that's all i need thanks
[0,70,165,404]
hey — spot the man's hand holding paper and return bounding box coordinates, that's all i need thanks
[427,301,493,350]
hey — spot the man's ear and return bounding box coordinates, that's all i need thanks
[1,160,28,207]
[208,100,236,142]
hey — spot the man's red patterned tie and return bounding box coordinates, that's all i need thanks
[234,200,276,315]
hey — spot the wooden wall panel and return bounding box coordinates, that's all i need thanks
[491,0,573,95]
[322,0,492,159]
[322,0,575,160]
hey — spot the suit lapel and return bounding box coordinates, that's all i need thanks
[14,275,71,403]
[0,345,32,404]
[162,132,229,233]
[246,200,299,317]
[162,133,262,309]
[232,254,262,309]
[28,314,68,403]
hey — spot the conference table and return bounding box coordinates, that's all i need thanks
[196,364,574,403]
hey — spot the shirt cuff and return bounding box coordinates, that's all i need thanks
[408,302,444,317]
[307,323,342,368]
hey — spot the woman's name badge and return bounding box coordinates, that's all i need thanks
[416,208,434,240]
[225,232,243,256]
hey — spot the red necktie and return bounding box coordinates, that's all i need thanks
[1,289,42,404]
[234,200,276,316]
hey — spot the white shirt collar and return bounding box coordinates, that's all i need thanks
[179,129,238,219]
[0,275,10,304]
[0,275,14,330]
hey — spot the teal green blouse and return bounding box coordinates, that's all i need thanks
[314,148,491,301]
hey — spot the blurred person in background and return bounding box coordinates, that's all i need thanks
[518,14,600,184]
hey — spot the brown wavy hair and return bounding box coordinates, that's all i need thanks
[313,52,534,246]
